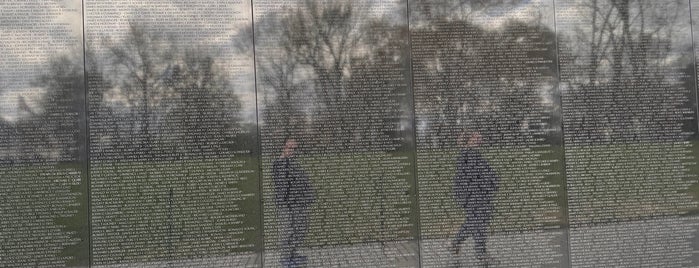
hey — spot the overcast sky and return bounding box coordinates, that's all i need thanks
[0,0,82,121]
[84,0,257,123]
[1,0,696,122]
[0,0,257,122]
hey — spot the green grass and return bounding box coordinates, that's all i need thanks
[417,140,699,238]
[417,145,567,239]
[563,141,699,225]
[261,151,418,249]
[4,140,699,265]
[0,162,88,267]
[89,156,261,264]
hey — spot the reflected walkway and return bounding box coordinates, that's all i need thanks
[95,215,699,267]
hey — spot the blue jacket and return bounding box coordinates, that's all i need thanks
[453,148,499,209]
[272,156,316,208]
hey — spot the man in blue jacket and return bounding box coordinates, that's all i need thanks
[272,137,315,268]
[450,131,499,266]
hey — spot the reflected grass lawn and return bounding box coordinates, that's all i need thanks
[0,162,88,267]
[89,156,261,264]
[8,140,699,265]
[418,141,699,238]
[260,151,419,249]
[417,145,567,239]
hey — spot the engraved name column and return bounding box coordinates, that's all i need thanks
[0,0,88,266]
[85,0,261,266]
[253,0,420,267]
[410,0,568,266]
[556,0,699,266]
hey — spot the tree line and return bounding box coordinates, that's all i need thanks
[1,0,693,162]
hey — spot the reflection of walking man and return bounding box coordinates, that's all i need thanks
[450,131,499,266]
[272,138,315,268]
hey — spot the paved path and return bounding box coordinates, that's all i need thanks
[420,229,566,268]
[93,254,261,267]
[263,240,418,268]
[95,215,699,267]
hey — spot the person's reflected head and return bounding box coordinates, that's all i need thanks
[281,137,298,158]
[458,130,483,149]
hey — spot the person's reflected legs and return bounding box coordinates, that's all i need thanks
[279,206,294,267]
[289,206,309,266]
[450,213,473,255]
[471,206,497,267]
[279,205,309,268]
[447,258,461,268]
[451,205,491,257]
[473,206,488,257]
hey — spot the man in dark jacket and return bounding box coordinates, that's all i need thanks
[272,137,315,268]
[450,131,499,265]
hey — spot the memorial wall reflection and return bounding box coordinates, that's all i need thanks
[1,0,698,267]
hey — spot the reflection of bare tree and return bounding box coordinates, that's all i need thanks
[572,0,682,83]
[256,0,410,152]
[92,22,242,159]
[161,49,241,157]
[412,18,559,148]
[3,53,86,163]
[85,22,253,264]
[103,22,174,157]
[0,50,89,266]
[284,1,360,150]
[561,0,690,143]
[255,13,306,139]
[411,0,528,21]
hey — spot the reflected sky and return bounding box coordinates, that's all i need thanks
[2,0,695,124]
[1,0,258,123]
[470,0,550,30]
[0,0,82,121]
[85,0,258,124]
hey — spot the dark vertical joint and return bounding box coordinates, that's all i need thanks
[551,0,575,267]
[249,0,266,266]
[79,0,93,265]
[405,0,423,267]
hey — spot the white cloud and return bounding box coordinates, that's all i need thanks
[470,0,555,30]
[84,0,258,123]
[0,0,82,120]
[0,87,44,122]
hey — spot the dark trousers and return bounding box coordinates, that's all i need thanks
[453,203,493,257]
[278,205,309,266]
